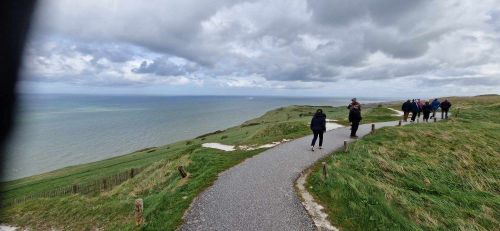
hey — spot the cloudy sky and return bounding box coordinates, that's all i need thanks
[20,0,500,97]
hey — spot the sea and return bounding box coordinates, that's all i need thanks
[3,94,393,181]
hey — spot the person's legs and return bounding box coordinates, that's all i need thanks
[403,112,409,121]
[431,110,436,118]
[441,110,444,119]
[444,109,449,119]
[411,112,417,122]
[318,132,323,147]
[351,122,359,137]
[311,131,318,146]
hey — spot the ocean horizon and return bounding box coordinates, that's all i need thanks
[4,94,396,181]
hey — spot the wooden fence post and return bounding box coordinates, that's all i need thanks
[371,124,375,133]
[135,198,144,226]
[322,162,327,179]
[398,120,402,126]
[434,117,437,122]
[178,166,187,178]
[343,140,348,152]
[130,168,135,178]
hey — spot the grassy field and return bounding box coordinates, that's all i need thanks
[0,101,397,230]
[306,95,500,230]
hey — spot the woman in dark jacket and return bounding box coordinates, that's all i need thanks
[310,109,326,151]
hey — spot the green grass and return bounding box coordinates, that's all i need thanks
[0,102,399,230]
[306,95,500,230]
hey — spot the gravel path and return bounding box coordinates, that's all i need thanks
[180,118,443,231]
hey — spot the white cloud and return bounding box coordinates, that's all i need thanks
[22,0,500,96]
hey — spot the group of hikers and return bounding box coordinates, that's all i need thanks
[401,98,452,123]
[309,98,451,151]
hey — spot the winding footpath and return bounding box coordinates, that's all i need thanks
[180,117,445,231]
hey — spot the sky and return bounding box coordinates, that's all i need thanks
[19,0,500,97]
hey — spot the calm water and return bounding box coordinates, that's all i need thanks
[4,94,392,180]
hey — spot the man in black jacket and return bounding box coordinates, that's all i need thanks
[401,99,412,122]
[440,99,452,119]
[310,109,326,151]
[349,105,362,138]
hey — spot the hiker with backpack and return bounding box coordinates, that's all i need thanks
[310,109,326,151]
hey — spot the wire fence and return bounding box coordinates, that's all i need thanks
[2,167,145,207]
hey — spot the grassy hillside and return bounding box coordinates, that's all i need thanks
[306,95,500,230]
[0,102,396,230]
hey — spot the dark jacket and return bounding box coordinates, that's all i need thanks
[440,101,451,110]
[411,101,419,112]
[310,112,326,131]
[349,108,362,123]
[422,104,432,113]
[402,101,412,112]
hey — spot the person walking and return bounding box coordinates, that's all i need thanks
[349,105,362,138]
[410,99,419,122]
[401,99,412,122]
[430,98,440,119]
[416,99,424,118]
[440,99,452,119]
[310,109,326,151]
[422,101,432,122]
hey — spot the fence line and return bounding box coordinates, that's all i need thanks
[2,167,145,207]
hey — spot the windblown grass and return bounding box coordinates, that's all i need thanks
[306,95,500,230]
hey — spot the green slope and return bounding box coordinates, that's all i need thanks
[306,95,500,230]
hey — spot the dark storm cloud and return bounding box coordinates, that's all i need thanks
[24,0,500,93]
[307,0,427,26]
